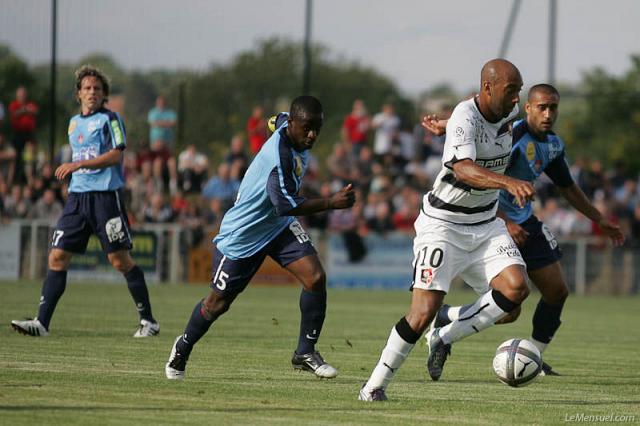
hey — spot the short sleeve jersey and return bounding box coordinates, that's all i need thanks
[213,113,310,259]
[422,97,519,225]
[67,107,126,192]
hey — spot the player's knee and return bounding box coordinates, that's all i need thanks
[498,270,529,303]
[110,256,133,274]
[303,269,326,292]
[203,293,233,318]
[48,249,70,270]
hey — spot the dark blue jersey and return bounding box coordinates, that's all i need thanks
[499,119,573,224]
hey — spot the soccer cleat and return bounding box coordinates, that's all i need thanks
[430,304,452,330]
[165,336,188,380]
[426,327,451,381]
[133,319,160,337]
[539,361,561,376]
[11,318,49,337]
[358,383,388,402]
[291,351,338,378]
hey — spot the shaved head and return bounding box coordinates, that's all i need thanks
[481,58,521,86]
[477,58,523,122]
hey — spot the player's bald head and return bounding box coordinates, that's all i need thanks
[481,59,522,86]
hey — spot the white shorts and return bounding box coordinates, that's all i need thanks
[411,213,525,294]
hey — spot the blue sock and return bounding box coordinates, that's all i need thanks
[124,265,154,322]
[176,300,216,358]
[532,298,564,344]
[296,289,327,354]
[37,270,67,330]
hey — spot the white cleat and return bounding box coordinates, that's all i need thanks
[291,351,338,378]
[165,336,187,380]
[11,318,49,337]
[133,319,160,337]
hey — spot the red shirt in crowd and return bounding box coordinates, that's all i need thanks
[343,114,369,146]
[9,100,38,133]
[247,116,267,154]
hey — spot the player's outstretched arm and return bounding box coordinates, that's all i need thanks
[287,184,355,216]
[452,160,535,207]
[55,148,123,180]
[421,115,448,136]
[558,183,625,246]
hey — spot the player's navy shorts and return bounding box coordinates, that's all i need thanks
[518,215,562,271]
[210,220,317,297]
[51,190,133,254]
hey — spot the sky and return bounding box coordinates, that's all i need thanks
[1,0,638,96]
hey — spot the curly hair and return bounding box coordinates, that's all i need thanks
[74,65,110,105]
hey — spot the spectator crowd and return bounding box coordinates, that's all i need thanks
[2,92,640,254]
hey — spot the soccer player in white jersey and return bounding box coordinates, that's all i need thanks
[359,59,536,401]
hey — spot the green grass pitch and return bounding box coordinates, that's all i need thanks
[1,281,639,425]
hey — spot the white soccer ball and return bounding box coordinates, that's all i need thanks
[492,338,542,387]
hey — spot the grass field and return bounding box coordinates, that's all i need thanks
[1,281,639,425]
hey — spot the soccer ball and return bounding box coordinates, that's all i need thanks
[492,338,542,387]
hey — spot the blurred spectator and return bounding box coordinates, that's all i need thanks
[224,135,249,179]
[30,188,63,225]
[143,193,174,223]
[584,159,607,200]
[177,144,209,193]
[202,163,240,212]
[354,145,375,191]
[366,200,394,234]
[327,142,355,187]
[629,201,640,248]
[341,99,370,157]
[3,185,27,218]
[0,133,16,187]
[8,86,38,184]
[328,187,367,262]
[171,190,190,218]
[371,103,400,158]
[0,100,5,126]
[148,95,177,152]
[246,105,268,155]
[392,186,420,233]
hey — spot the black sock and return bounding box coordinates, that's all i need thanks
[37,270,67,330]
[296,289,327,354]
[532,298,564,344]
[176,300,216,358]
[124,265,154,322]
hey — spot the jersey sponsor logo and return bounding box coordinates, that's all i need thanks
[68,120,77,135]
[110,120,124,146]
[294,156,303,177]
[496,241,520,258]
[105,217,126,243]
[526,142,536,161]
[475,153,510,169]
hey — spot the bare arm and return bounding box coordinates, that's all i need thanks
[452,160,535,207]
[288,184,355,216]
[558,183,625,246]
[55,148,123,181]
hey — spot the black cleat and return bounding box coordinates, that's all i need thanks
[426,328,451,381]
[291,351,338,378]
[165,336,188,380]
[540,361,561,376]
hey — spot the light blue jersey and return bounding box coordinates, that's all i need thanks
[214,114,310,259]
[67,108,126,192]
[499,119,573,224]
